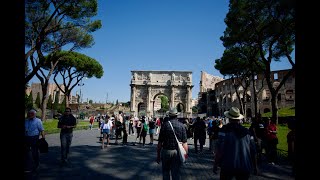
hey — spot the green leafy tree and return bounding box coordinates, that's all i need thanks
[25,92,34,110]
[47,94,53,109]
[45,50,104,108]
[35,92,41,108]
[53,91,60,111]
[220,0,295,124]
[58,97,67,113]
[25,0,102,121]
[89,100,93,104]
[160,96,169,112]
[215,46,264,118]
[192,106,198,114]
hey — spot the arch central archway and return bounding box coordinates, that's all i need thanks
[130,70,193,118]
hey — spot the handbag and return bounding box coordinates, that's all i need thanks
[37,138,48,153]
[168,121,187,164]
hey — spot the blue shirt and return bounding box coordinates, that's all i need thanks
[25,117,44,136]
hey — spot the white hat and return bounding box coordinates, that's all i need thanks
[168,107,179,116]
[224,107,244,120]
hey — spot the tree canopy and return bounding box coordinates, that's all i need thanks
[217,0,295,123]
[25,0,102,84]
[43,50,104,107]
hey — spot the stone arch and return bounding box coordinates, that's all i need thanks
[130,71,193,118]
[176,102,185,112]
[152,93,170,117]
[264,108,270,113]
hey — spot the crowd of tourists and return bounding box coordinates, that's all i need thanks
[24,107,295,179]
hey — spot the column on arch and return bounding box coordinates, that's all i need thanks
[146,86,151,117]
[130,85,136,115]
[170,86,175,108]
[186,86,191,113]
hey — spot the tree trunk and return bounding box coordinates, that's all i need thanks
[252,73,258,117]
[40,87,49,121]
[234,86,243,113]
[271,94,278,124]
[265,67,279,125]
[65,93,70,108]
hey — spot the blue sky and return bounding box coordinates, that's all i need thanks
[30,0,294,103]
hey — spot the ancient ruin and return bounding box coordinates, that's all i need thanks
[130,70,193,117]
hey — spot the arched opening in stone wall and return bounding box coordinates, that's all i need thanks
[153,94,170,118]
[264,108,270,113]
[176,103,185,112]
[176,103,185,118]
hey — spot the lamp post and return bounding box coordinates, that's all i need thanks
[78,80,85,119]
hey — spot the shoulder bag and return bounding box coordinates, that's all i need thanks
[168,121,187,164]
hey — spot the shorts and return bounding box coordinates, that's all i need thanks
[149,129,155,134]
[102,129,110,134]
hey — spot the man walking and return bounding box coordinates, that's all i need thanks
[25,109,45,172]
[57,107,77,166]
[215,107,258,180]
[156,107,188,180]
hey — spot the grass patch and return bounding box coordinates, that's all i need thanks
[242,123,288,152]
[262,106,295,117]
[43,119,99,134]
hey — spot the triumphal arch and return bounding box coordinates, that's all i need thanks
[130,70,193,118]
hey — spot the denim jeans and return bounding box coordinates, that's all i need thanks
[60,132,73,161]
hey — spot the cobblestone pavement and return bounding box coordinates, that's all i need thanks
[25,128,294,180]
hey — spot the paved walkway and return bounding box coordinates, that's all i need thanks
[25,128,294,180]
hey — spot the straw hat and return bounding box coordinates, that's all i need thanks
[168,107,180,116]
[224,107,244,120]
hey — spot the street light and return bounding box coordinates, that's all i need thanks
[78,80,85,119]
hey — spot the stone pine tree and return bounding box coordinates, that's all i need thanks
[47,51,103,108]
[25,0,102,121]
[219,0,295,124]
[215,46,264,118]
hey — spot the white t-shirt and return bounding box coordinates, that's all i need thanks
[102,120,113,130]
